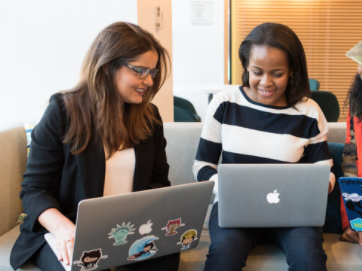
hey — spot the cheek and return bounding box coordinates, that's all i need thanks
[276,76,289,88]
[248,75,259,87]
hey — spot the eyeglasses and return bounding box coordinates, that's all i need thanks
[122,63,159,79]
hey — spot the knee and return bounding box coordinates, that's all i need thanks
[286,245,327,271]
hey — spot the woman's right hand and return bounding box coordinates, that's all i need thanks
[53,222,76,265]
[38,208,76,265]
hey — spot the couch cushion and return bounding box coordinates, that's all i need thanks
[0,126,27,237]
[0,225,40,271]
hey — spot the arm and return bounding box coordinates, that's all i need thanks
[21,95,75,263]
[147,105,171,189]
[304,103,335,193]
[193,95,223,195]
[340,109,361,246]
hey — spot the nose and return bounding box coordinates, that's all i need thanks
[143,73,154,86]
[259,74,273,87]
[358,64,362,78]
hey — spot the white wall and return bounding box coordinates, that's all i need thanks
[172,0,225,121]
[0,0,137,128]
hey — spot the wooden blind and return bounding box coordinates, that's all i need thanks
[231,0,362,122]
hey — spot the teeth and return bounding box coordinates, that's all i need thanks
[261,90,271,94]
[136,89,145,92]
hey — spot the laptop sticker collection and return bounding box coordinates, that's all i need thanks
[71,218,198,270]
[339,178,362,232]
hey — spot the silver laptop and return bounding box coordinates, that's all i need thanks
[217,164,330,228]
[45,181,214,271]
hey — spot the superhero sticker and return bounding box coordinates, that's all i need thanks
[161,218,185,236]
[127,235,159,260]
[108,222,135,245]
[73,249,108,270]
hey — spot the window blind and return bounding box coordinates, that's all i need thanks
[231,0,362,122]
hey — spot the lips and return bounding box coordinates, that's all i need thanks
[136,88,146,96]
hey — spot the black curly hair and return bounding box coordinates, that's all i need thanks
[347,73,362,120]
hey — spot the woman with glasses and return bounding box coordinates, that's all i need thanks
[10,22,179,271]
[193,22,335,271]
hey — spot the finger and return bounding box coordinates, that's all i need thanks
[341,231,356,243]
[56,243,62,261]
[66,239,74,264]
[61,240,70,265]
[358,232,362,247]
[346,230,360,243]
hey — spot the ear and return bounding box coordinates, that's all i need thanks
[102,65,108,75]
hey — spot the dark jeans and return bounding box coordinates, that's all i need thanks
[32,242,180,271]
[204,202,327,271]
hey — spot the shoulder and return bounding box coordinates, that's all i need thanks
[150,103,162,121]
[34,93,67,138]
[294,97,325,120]
[213,85,242,103]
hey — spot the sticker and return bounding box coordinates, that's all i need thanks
[177,229,198,251]
[73,249,108,270]
[108,222,135,245]
[350,218,362,232]
[161,218,185,236]
[139,220,153,235]
[127,235,159,261]
[342,193,362,202]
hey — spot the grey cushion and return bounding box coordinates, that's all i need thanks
[0,225,40,271]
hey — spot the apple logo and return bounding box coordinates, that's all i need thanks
[266,190,280,204]
[139,220,153,235]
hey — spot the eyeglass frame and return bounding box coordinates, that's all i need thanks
[121,62,159,79]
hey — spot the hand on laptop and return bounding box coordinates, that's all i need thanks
[340,226,362,247]
[55,225,76,265]
[38,208,76,265]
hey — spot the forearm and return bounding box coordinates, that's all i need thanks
[38,208,75,235]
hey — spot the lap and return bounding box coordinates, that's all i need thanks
[32,243,178,271]
[31,242,74,271]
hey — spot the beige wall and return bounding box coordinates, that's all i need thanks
[138,0,174,122]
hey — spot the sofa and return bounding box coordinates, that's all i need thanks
[1,122,361,270]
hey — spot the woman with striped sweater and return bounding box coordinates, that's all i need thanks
[193,23,335,271]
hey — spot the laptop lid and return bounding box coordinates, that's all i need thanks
[338,177,362,232]
[45,181,214,271]
[217,164,330,228]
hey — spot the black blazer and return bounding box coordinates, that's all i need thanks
[10,94,170,269]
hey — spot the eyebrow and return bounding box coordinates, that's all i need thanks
[250,66,286,72]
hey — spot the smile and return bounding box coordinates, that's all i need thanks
[259,89,274,94]
[135,88,146,97]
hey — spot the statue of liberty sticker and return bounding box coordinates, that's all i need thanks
[108,222,135,245]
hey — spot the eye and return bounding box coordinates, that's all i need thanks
[139,68,149,77]
[273,73,283,77]
[252,71,262,75]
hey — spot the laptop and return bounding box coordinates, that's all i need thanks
[44,181,214,271]
[217,164,330,228]
[338,177,362,232]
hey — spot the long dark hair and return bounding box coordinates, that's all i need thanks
[61,22,170,158]
[347,73,362,120]
[239,22,310,107]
